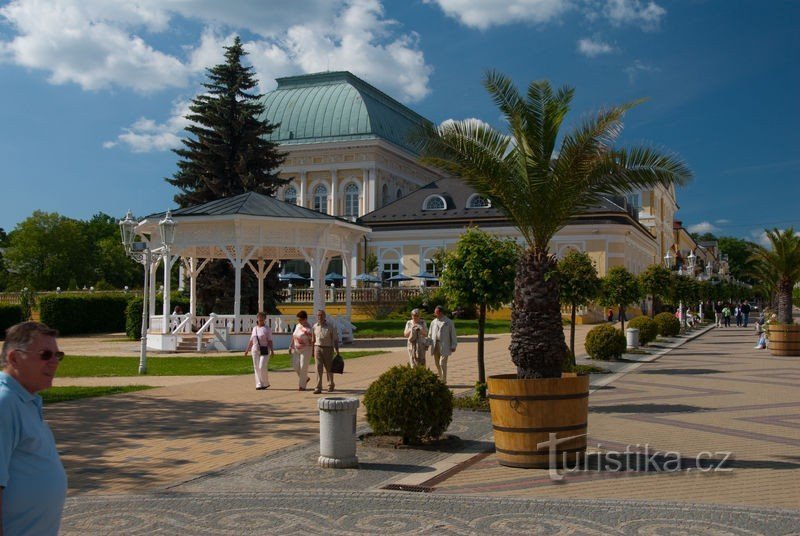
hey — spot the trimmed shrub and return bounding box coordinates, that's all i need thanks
[39,294,130,336]
[364,365,453,444]
[125,294,190,340]
[585,324,626,360]
[654,312,681,337]
[627,316,658,345]
[0,304,25,339]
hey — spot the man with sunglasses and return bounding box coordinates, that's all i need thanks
[1,322,67,535]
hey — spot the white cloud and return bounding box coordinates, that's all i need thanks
[577,38,615,57]
[0,0,431,102]
[105,99,192,153]
[425,0,666,30]
[624,59,659,82]
[715,219,730,225]
[603,0,666,29]
[423,0,571,30]
[687,221,719,235]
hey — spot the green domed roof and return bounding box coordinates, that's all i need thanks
[259,71,430,155]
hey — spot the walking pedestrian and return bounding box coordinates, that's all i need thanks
[741,301,751,327]
[290,310,313,391]
[735,302,743,327]
[404,309,428,367]
[429,305,457,384]
[714,301,724,327]
[311,310,339,394]
[1,322,68,535]
[244,312,274,390]
[722,304,732,328]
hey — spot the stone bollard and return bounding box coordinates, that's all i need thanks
[626,328,640,350]
[318,397,359,468]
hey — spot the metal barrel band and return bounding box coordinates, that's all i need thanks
[495,446,586,456]
[492,423,587,433]
[488,392,589,401]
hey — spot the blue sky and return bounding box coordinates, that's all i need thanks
[0,0,797,245]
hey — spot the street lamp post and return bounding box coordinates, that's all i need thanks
[120,210,176,374]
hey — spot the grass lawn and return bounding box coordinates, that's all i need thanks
[353,319,510,338]
[57,351,381,377]
[40,386,153,405]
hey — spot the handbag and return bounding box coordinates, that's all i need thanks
[259,345,270,356]
[331,353,345,374]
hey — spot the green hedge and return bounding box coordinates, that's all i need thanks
[585,324,626,360]
[39,294,130,336]
[627,316,658,345]
[0,304,25,339]
[654,312,681,337]
[125,295,190,340]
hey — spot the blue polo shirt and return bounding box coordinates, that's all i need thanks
[0,372,67,536]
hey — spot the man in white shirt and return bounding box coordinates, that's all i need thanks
[429,306,457,384]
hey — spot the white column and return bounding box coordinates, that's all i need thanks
[233,247,242,332]
[343,245,354,319]
[188,258,197,317]
[177,262,185,292]
[149,258,159,331]
[162,252,173,334]
[256,259,265,313]
[330,169,338,216]
[365,167,376,212]
[299,171,307,208]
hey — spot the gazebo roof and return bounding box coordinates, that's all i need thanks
[149,191,338,222]
[137,192,370,263]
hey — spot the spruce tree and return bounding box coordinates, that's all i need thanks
[166,37,286,314]
[167,36,286,205]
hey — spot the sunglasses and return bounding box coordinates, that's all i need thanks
[20,349,65,362]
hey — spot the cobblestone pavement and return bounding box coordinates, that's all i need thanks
[53,323,800,534]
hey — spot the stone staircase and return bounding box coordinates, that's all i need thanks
[175,333,216,353]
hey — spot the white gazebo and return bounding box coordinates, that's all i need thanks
[132,192,370,352]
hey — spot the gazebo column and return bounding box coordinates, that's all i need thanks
[247,259,278,313]
[224,246,256,332]
[343,248,353,319]
[148,257,160,332]
[161,252,178,334]
[184,257,210,318]
[302,247,329,313]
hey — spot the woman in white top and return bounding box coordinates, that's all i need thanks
[403,308,429,367]
[244,312,274,390]
[290,310,313,390]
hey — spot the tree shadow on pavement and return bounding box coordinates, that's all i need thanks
[590,403,710,414]
[639,368,724,375]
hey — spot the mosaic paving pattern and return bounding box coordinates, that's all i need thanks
[60,492,800,535]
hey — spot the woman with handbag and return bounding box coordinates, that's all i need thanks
[244,312,274,390]
[403,308,429,367]
[290,310,313,390]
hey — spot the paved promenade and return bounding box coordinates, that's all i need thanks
[50,324,799,534]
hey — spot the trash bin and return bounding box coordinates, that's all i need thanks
[626,328,640,350]
[318,397,359,468]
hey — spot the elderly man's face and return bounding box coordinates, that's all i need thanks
[316,311,326,323]
[9,334,61,394]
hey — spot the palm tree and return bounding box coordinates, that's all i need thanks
[416,71,692,378]
[749,228,800,324]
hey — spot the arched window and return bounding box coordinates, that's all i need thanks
[284,186,297,205]
[396,188,403,200]
[344,183,359,219]
[422,195,446,211]
[314,184,328,214]
[381,184,389,207]
[467,194,491,208]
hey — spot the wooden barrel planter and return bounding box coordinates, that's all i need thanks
[768,324,800,356]
[487,373,589,469]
